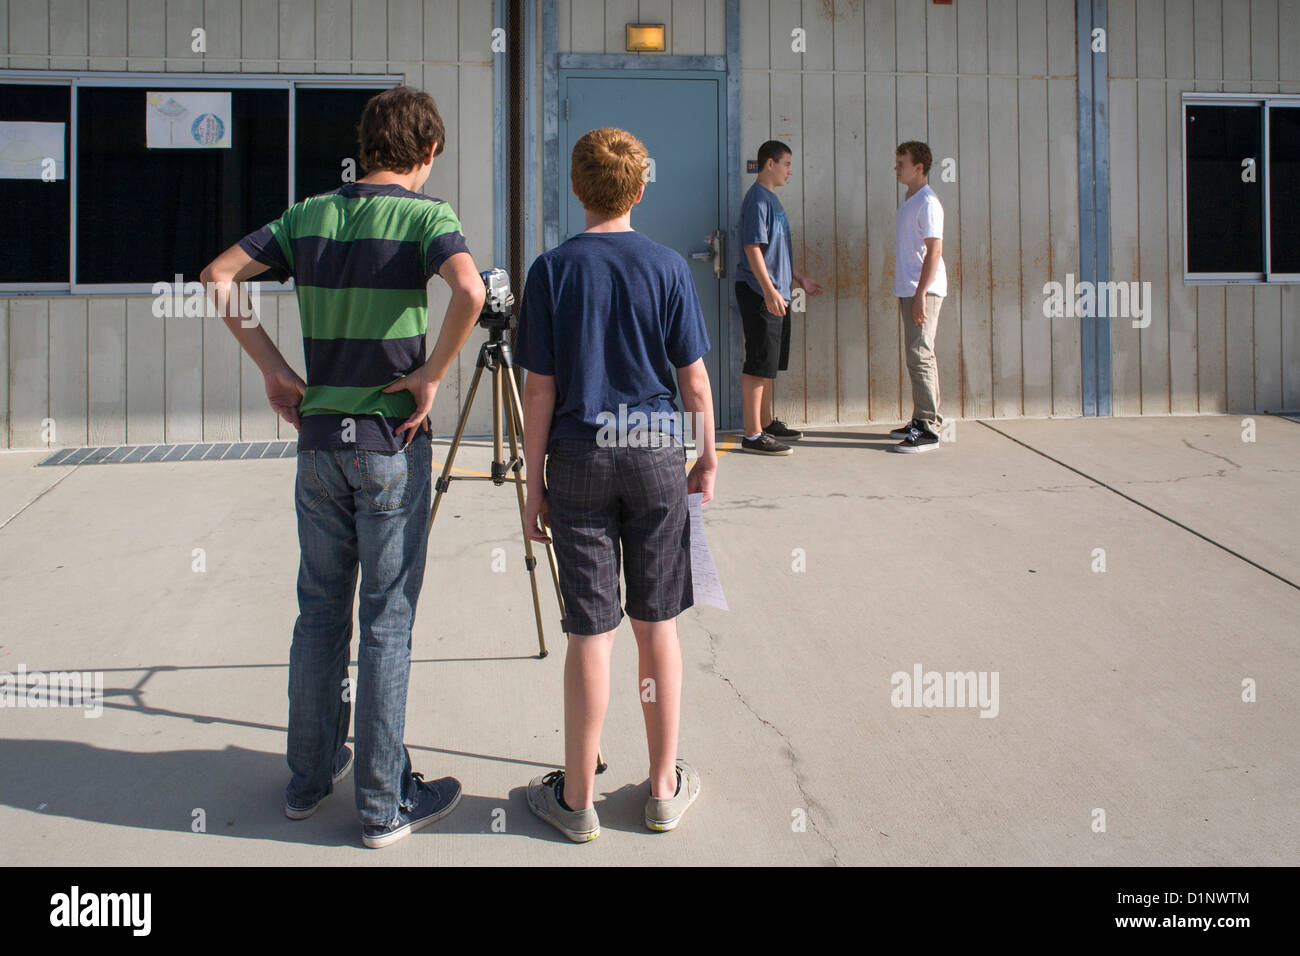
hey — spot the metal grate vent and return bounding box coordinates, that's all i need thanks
[38,441,297,466]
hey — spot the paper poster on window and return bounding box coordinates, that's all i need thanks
[0,122,66,180]
[146,92,232,149]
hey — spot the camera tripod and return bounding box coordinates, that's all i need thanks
[425,317,607,774]
[427,321,562,656]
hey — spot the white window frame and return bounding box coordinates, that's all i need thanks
[0,69,402,296]
[1182,91,1300,285]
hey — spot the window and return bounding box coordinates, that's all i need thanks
[77,87,288,285]
[1269,105,1300,275]
[0,84,70,284]
[1183,94,1300,283]
[294,88,387,202]
[0,73,396,293]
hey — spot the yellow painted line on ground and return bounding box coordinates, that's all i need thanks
[715,433,740,458]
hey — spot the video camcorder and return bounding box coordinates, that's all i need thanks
[478,268,516,332]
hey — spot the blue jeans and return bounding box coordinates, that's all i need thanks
[285,431,432,828]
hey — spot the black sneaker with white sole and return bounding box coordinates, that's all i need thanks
[892,425,940,453]
[361,773,462,848]
[888,419,919,440]
[763,418,803,441]
[741,433,793,456]
[284,744,354,820]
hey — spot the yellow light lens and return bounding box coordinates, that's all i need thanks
[625,24,666,52]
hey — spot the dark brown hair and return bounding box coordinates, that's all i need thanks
[757,139,792,170]
[896,140,933,176]
[358,86,446,174]
[570,127,648,218]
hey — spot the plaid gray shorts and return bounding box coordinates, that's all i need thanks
[545,437,694,635]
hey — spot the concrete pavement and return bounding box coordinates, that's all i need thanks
[1,414,1297,865]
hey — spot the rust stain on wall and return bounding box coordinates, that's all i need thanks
[836,244,869,302]
[820,0,863,20]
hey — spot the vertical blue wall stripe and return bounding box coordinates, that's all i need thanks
[1076,0,1112,415]
[523,0,538,271]
[542,0,559,253]
[1092,0,1112,415]
[1077,0,1098,416]
[725,0,742,431]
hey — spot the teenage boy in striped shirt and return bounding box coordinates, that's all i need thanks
[201,86,483,848]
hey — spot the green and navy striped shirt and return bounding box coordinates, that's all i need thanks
[239,182,470,451]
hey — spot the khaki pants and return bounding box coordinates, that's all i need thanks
[898,293,944,436]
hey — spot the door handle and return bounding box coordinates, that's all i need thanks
[690,230,725,279]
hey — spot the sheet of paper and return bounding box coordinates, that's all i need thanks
[0,122,65,180]
[688,492,727,610]
[146,92,232,149]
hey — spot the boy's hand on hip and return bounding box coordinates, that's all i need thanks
[264,366,306,431]
[382,367,437,446]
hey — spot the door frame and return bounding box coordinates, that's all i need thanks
[540,0,742,430]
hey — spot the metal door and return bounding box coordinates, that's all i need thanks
[558,69,727,422]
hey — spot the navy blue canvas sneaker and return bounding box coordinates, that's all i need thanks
[888,419,920,439]
[892,424,940,453]
[763,418,803,441]
[741,432,793,455]
[361,773,462,849]
[284,744,354,820]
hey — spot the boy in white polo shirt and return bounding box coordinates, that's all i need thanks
[890,140,947,453]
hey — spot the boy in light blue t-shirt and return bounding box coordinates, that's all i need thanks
[735,139,822,456]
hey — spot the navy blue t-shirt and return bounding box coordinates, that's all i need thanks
[514,230,711,448]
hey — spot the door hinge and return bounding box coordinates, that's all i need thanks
[562,98,569,121]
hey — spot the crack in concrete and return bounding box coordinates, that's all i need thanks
[1181,439,1242,470]
[694,614,841,866]
[1116,470,1234,485]
[701,482,1096,513]
[0,465,83,532]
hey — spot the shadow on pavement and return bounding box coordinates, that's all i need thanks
[0,739,597,849]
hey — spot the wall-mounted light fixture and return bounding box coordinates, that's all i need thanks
[625,23,666,52]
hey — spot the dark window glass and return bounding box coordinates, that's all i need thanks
[294,89,387,201]
[76,87,288,284]
[0,85,71,282]
[1185,104,1264,274]
[1270,106,1300,274]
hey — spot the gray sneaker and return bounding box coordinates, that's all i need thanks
[644,759,701,832]
[527,770,600,843]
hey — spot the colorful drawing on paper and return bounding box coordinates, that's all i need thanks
[146,92,232,149]
[0,122,66,180]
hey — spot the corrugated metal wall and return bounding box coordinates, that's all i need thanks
[738,0,1081,424]
[559,0,1083,424]
[558,0,1300,423]
[556,0,727,54]
[5,1,1299,450]
[0,0,495,449]
[1108,0,1300,415]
